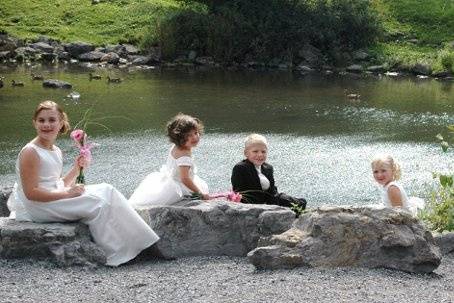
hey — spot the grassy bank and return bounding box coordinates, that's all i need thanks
[0,0,180,45]
[1,0,454,69]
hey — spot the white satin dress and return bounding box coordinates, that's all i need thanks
[7,143,159,266]
[129,146,209,207]
[381,181,425,216]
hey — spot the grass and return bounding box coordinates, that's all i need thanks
[0,0,180,46]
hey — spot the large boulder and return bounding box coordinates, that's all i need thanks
[136,200,295,258]
[78,51,106,62]
[29,42,54,53]
[0,218,106,266]
[42,79,72,89]
[0,34,19,52]
[434,232,454,255]
[63,42,95,58]
[248,206,442,273]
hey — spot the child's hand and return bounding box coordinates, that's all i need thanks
[75,155,90,169]
[201,193,210,200]
[66,184,85,198]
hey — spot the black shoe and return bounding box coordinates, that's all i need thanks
[297,198,307,210]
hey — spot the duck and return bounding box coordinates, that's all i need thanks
[0,76,4,88]
[31,73,44,80]
[107,75,122,83]
[89,72,102,80]
[11,80,24,87]
[344,89,361,100]
[67,91,81,100]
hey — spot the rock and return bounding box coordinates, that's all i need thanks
[100,52,120,64]
[346,64,363,73]
[78,51,106,62]
[188,50,197,61]
[136,200,295,258]
[15,46,39,57]
[130,55,158,66]
[352,50,369,61]
[411,63,432,76]
[248,206,441,273]
[296,65,315,72]
[0,187,12,217]
[0,218,106,267]
[433,70,454,78]
[123,44,139,56]
[367,65,387,73]
[0,50,15,60]
[57,51,71,61]
[298,44,322,66]
[63,42,95,58]
[433,232,454,255]
[0,34,18,52]
[29,42,54,53]
[43,79,72,89]
[40,53,57,63]
[195,56,215,66]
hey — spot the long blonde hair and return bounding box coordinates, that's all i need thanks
[371,154,401,181]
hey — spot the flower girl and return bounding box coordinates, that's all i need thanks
[7,101,160,266]
[371,154,424,215]
[129,113,209,207]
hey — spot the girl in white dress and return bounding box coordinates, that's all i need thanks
[371,154,425,216]
[129,113,209,207]
[7,100,160,266]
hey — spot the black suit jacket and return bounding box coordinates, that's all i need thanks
[231,159,278,204]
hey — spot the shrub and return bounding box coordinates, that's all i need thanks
[420,173,454,232]
[154,0,381,63]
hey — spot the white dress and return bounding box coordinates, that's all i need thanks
[129,147,208,207]
[7,143,160,266]
[381,181,425,216]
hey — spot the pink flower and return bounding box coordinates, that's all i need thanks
[79,145,92,162]
[70,129,84,143]
[209,191,242,203]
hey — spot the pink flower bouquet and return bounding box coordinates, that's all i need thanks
[70,129,93,184]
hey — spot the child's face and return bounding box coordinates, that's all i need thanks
[33,108,63,142]
[372,163,393,186]
[182,128,200,149]
[245,143,267,166]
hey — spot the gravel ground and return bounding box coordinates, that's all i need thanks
[0,255,453,303]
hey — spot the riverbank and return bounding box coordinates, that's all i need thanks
[1,255,453,302]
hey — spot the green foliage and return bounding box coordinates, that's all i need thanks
[290,202,306,218]
[156,0,381,63]
[420,173,454,232]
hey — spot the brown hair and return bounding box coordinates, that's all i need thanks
[33,100,70,134]
[166,113,204,147]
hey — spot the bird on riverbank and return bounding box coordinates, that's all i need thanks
[0,76,4,88]
[89,72,102,80]
[344,89,361,101]
[31,73,44,80]
[67,91,81,100]
[11,80,24,87]
[107,76,122,83]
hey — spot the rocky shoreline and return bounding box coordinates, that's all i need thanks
[1,34,454,81]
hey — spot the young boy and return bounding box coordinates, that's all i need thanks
[231,134,307,209]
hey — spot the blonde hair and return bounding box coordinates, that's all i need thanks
[371,154,401,181]
[33,100,70,134]
[244,133,268,151]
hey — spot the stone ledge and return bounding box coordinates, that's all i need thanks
[0,218,106,267]
[434,232,454,255]
[136,199,296,258]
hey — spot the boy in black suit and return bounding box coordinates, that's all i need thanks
[231,134,306,209]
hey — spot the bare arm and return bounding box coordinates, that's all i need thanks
[388,185,403,207]
[62,155,85,186]
[19,147,84,202]
[179,166,209,200]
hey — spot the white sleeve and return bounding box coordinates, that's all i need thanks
[175,156,193,167]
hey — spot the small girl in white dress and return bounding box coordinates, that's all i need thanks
[371,154,424,216]
[129,113,209,207]
[7,100,160,266]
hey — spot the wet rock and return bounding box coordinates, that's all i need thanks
[188,50,197,61]
[353,50,369,61]
[0,34,19,52]
[0,187,12,217]
[100,52,120,64]
[248,206,441,273]
[296,65,315,72]
[57,51,71,61]
[130,55,158,66]
[29,42,54,53]
[78,51,106,62]
[195,56,215,66]
[298,44,322,66]
[43,79,72,89]
[136,200,295,258]
[0,51,15,60]
[346,64,363,73]
[64,42,95,57]
[0,218,106,267]
[40,53,58,63]
[367,65,387,73]
[433,70,454,78]
[123,44,139,56]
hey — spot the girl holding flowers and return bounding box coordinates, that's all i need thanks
[7,100,160,266]
[129,113,209,207]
